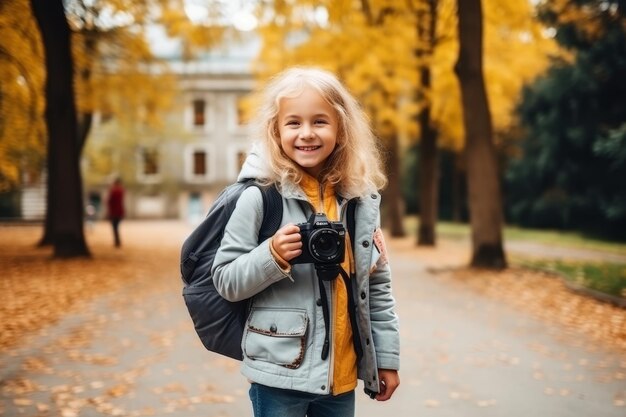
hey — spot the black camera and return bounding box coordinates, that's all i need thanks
[291,213,346,266]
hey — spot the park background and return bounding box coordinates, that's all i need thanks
[0,0,625,416]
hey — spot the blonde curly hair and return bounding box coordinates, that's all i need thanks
[251,67,387,198]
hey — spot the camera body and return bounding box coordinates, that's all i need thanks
[290,213,346,265]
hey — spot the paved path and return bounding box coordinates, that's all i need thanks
[1,222,625,416]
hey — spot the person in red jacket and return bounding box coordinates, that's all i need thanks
[107,178,125,247]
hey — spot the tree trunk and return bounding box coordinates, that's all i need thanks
[415,0,439,246]
[454,0,506,268]
[417,65,439,245]
[451,152,464,222]
[382,131,406,237]
[31,0,89,257]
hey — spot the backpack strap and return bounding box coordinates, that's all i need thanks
[238,179,283,243]
[258,184,283,243]
[346,198,357,253]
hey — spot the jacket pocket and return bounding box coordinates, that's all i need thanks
[243,308,308,369]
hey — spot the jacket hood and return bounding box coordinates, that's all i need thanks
[237,142,271,181]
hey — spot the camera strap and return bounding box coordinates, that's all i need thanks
[315,264,363,362]
[315,264,339,360]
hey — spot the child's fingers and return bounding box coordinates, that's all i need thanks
[272,224,302,261]
[375,369,400,401]
[274,240,302,253]
[274,224,302,243]
[278,223,301,236]
[274,241,301,262]
[282,248,302,261]
[273,232,301,246]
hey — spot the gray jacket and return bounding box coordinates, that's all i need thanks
[212,150,400,396]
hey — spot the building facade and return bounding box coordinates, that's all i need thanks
[84,53,258,221]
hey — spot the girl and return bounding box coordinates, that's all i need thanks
[212,67,400,417]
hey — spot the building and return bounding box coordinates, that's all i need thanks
[84,35,260,222]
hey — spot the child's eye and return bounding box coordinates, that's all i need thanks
[286,120,300,126]
[314,119,328,125]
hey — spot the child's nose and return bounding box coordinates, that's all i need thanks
[299,124,313,139]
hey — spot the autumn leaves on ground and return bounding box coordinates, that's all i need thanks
[0,222,188,353]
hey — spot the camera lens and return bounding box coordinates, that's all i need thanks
[309,229,341,262]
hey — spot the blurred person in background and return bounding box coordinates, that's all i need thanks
[107,177,125,247]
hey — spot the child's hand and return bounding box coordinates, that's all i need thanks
[271,224,302,262]
[375,369,400,401]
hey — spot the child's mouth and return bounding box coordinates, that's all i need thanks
[296,146,321,151]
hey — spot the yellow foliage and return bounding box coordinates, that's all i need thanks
[0,0,46,190]
[431,0,560,150]
[253,0,560,154]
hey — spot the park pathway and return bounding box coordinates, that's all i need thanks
[0,221,624,416]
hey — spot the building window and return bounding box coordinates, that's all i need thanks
[185,145,214,182]
[137,147,160,183]
[142,149,159,175]
[193,150,207,175]
[193,99,205,126]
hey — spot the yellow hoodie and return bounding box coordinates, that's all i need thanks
[299,174,358,395]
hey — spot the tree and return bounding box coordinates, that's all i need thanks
[31,0,89,257]
[24,0,228,255]
[505,0,626,238]
[404,0,557,234]
[454,0,506,268]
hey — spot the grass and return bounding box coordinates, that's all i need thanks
[402,216,626,299]
[403,215,626,254]
[513,258,626,298]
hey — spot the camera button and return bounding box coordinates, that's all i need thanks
[270,324,277,333]
[316,298,322,306]
[361,291,366,300]
[362,240,370,248]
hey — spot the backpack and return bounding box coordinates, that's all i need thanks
[180,179,283,360]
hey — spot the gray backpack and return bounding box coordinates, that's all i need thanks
[180,179,282,360]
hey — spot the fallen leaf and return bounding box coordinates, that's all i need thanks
[424,399,440,408]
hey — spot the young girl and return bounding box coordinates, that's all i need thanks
[212,67,400,417]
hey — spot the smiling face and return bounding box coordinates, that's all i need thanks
[277,87,339,178]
